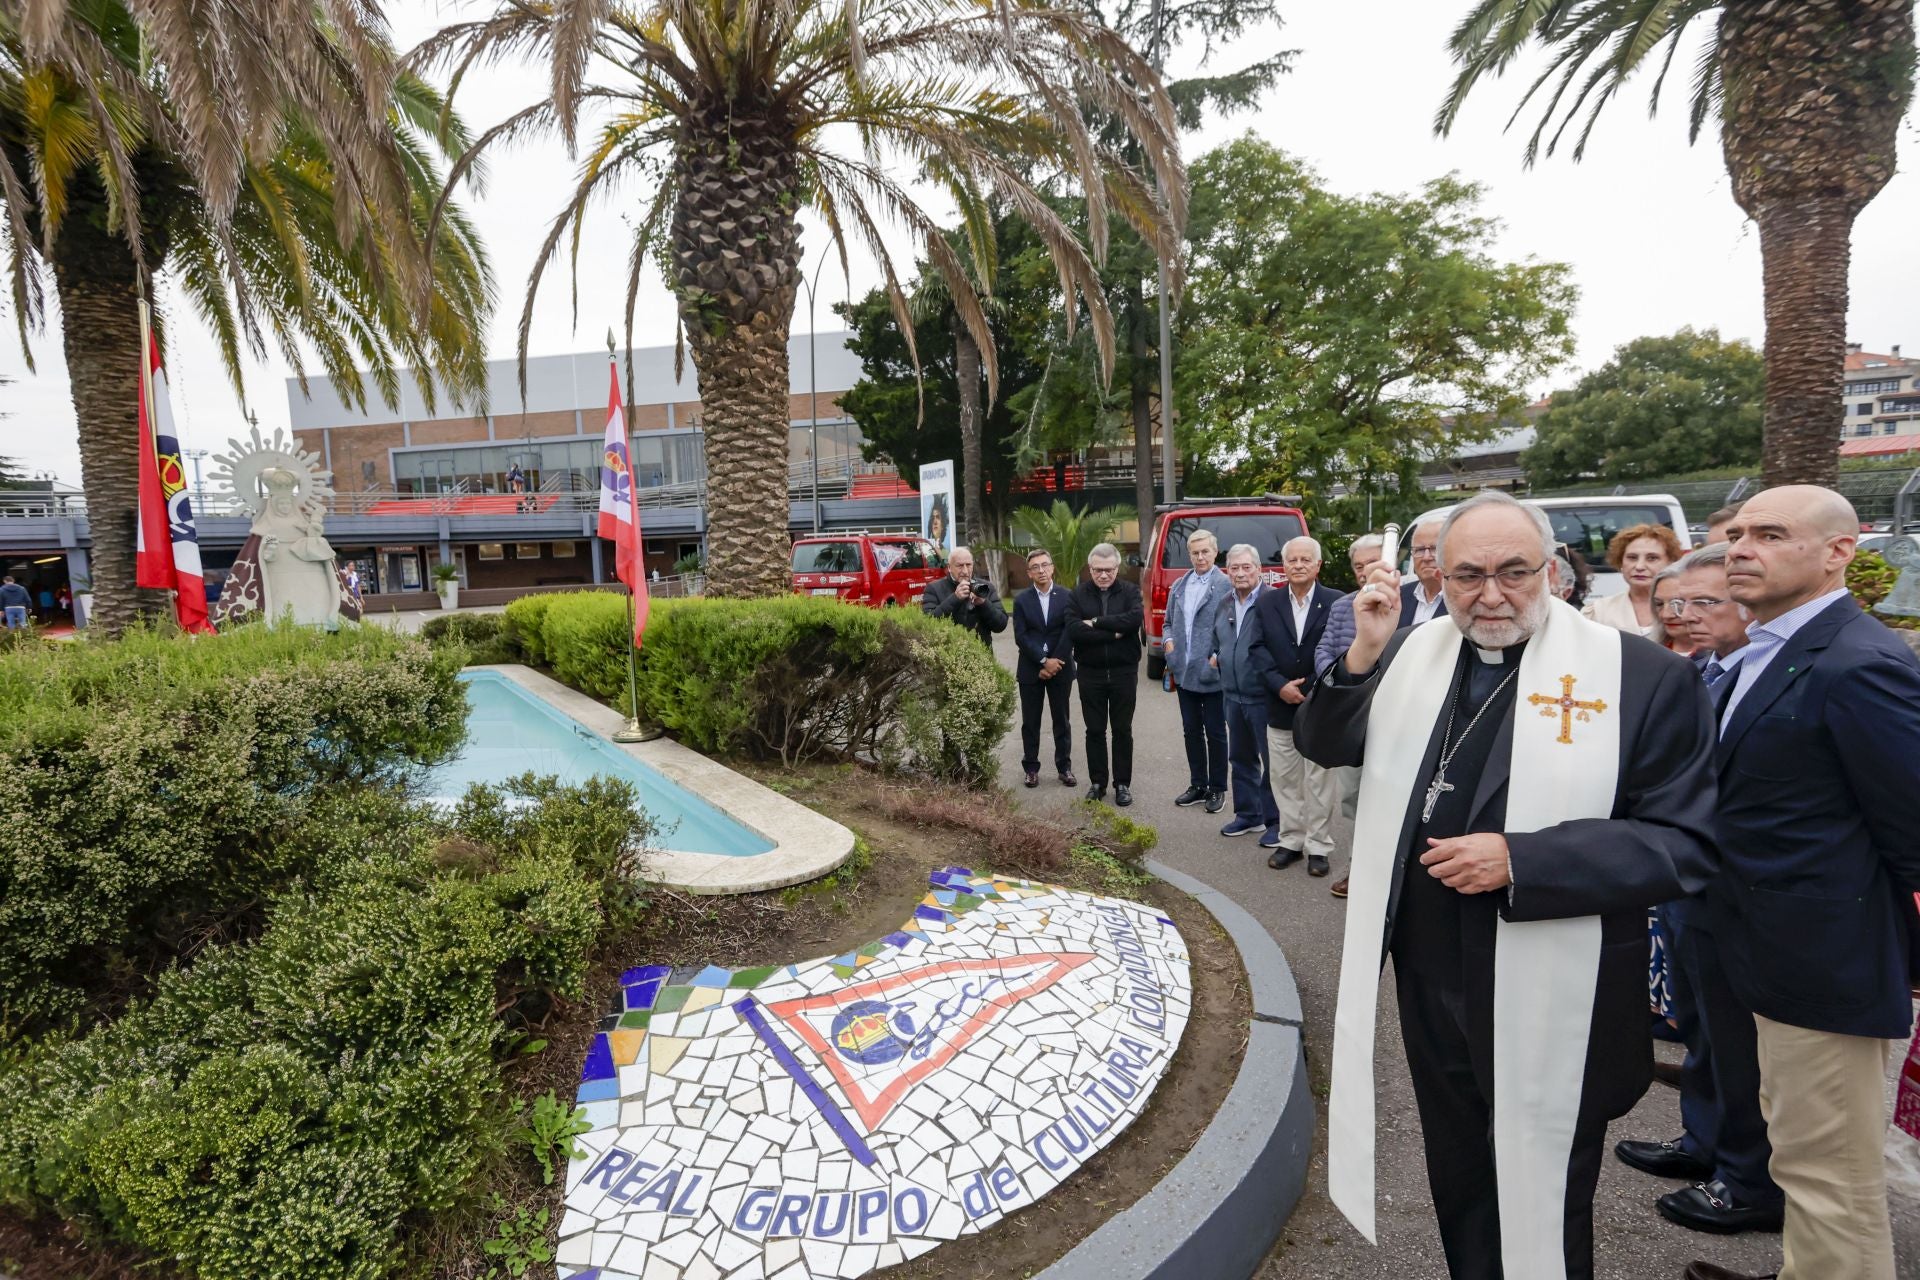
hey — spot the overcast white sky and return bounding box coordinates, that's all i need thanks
[2,0,1915,486]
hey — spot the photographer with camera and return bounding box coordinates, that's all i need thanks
[921,545,1007,646]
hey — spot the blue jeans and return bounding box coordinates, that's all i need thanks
[1224,696,1277,829]
[3,605,27,630]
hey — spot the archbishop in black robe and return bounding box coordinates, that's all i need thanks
[1296,614,1718,1280]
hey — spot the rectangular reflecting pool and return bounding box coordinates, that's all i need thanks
[421,670,775,857]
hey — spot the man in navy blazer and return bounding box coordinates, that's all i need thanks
[1399,516,1448,629]
[1690,486,1920,1280]
[1011,547,1076,789]
[1255,535,1346,874]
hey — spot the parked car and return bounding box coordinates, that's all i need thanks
[790,534,947,607]
[1139,496,1310,681]
[1411,493,1691,598]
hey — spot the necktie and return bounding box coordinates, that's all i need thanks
[1702,659,1727,688]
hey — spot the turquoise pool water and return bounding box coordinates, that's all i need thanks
[422,671,775,857]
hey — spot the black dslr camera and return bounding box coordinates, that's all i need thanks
[968,578,995,599]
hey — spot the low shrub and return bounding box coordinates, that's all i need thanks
[501,594,564,666]
[0,776,653,1280]
[0,623,467,1040]
[418,611,519,663]
[511,593,1015,781]
[1849,550,1920,631]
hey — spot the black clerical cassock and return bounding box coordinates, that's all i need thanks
[1296,599,1717,1280]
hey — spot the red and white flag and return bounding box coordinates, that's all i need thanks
[135,309,215,634]
[596,360,649,646]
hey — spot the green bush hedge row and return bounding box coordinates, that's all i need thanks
[0,624,467,1039]
[501,593,1015,781]
[0,775,653,1280]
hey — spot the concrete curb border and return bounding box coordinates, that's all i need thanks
[1037,857,1314,1280]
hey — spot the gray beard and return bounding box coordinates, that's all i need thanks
[1449,590,1550,649]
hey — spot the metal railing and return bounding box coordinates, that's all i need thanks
[0,492,87,518]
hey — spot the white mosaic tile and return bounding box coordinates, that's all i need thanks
[555,872,1191,1280]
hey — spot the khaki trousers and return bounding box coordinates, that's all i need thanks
[1267,723,1338,860]
[1753,1014,1896,1280]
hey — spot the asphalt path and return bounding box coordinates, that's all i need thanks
[984,629,1920,1280]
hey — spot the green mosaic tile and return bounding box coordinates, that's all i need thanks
[618,1010,651,1029]
[727,965,779,989]
[951,893,986,913]
[652,985,692,1014]
[855,941,884,959]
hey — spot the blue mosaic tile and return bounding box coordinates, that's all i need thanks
[622,978,664,1011]
[914,905,949,924]
[933,890,958,906]
[579,1033,616,1083]
[882,931,914,948]
[688,964,734,988]
[577,1076,619,1103]
[619,963,671,987]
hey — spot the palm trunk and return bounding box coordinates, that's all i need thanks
[671,111,803,598]
[50,216,167,633]
[955,324,989,585]
[1753,197,1854,488]
[1717,0,1913,491]
[1126,280,1154,541]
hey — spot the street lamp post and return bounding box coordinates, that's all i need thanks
[797,248,837,535]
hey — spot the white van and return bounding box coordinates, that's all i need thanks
[1410,493,1691,599]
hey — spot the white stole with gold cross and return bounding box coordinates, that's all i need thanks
[1328,596,1622,1279]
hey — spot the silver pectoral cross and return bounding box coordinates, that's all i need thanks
[1423,770,1454,823]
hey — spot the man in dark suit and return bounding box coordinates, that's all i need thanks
[1062,542,1143,806]
[1012,547,1075,789]
[1400,516,1447,628]
[1256,535,1346,874]
[1688,486,1920,1280]
[921,545,1007,645]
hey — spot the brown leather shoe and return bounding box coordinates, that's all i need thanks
[1682,1262,1777,1280]
[1652,1059,1684,1088]
[1330,876,1349,899]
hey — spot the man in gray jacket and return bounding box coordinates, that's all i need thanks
[1210,544,1280,849]
[1161,528,1231,812]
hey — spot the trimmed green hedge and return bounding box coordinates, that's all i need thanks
[0,775,652,1280]
[504,593,1015,781]
[0,624,467,1039]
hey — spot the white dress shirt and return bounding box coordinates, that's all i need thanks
[1038,588,1051,625]
[1720,587,1850,729]
[1411,580,1444,625]
[1290,586,1314,638]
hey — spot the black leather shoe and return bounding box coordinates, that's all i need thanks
[1653,1060,1684,1089]
[1307,854,1330,877]
[1173,785,1207,807]
[1204,790,1225,813]
[1658,1182,1783,1235]
[1024,770,1039,788]
[1059,771,1076,788]
[1086,784,1106,803]
[1267,847,1303,870]
[1683,1261,1778,1280]
[1114,785,1132,808]
[1614,1138,1711,1181]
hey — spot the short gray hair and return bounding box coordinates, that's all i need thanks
[1224,542,1259,566]
[1679,542,1731,571]
[1437,491,1554,569]
[949,543,974,561]
[1349,533,1385,559]
[1186,528,1219,550]
[1088,542,1121,565]
[1652,561,1688,588]
[1283,535,1324,560]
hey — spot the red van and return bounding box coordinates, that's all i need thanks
[790,534,947,607]
[1140,496,1310,681]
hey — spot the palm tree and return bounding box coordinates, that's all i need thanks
[1436,0,1915,489]
[420,0,1186,598]
[1,1,493,632]
[996,498,1135,585]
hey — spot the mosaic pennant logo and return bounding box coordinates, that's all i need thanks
[555,868,1191,1280]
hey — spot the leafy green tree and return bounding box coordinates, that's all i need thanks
[994,500,1137,586]
[1437,0,1915,489]
[1176,135,1576,507]
[2,2,492,631]
[1524,329,1764,486]
[427,0,1184,599]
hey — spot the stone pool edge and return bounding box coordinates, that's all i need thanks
[1034,856,1313,1280]
[473,664,858,895]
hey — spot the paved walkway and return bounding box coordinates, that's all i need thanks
[983,631,1920,1279]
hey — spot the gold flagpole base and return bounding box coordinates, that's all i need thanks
[612,717,663,743]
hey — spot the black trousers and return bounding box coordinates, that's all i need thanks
[1670,910,1780,1205]
[1018,675,1074,774]
[1076,665,1137,786]
[1176,688,1227,791]
[1393,955,1608,1280]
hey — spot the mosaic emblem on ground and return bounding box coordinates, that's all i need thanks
[557,867,1192,1279]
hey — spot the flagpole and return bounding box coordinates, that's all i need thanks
[609,330,655,743]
